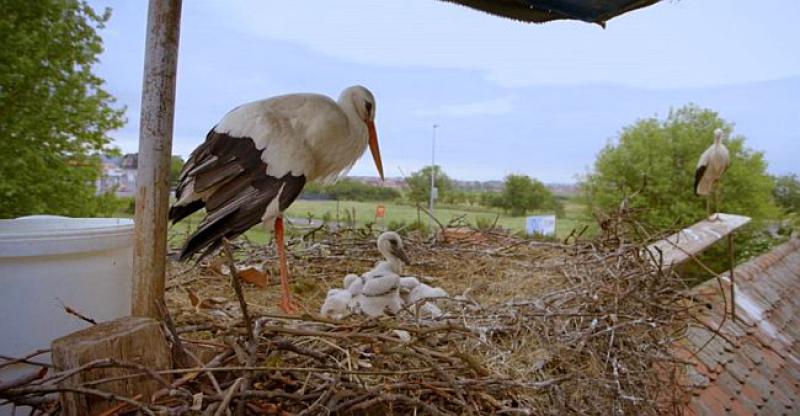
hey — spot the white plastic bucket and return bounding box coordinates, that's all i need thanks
[0,216,134,407]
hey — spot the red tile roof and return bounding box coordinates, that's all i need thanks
[682,239,800,416]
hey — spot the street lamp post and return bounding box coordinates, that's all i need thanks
[429,124,439,231]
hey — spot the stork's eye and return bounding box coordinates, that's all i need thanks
[390,239,398,246]
[365,101,373,116]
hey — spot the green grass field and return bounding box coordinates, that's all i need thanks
[288,199,586,234]
[168,198,592,247]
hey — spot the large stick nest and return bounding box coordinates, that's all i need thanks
[2,216,699,415]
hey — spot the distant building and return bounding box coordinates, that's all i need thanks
[95,156,123,194]
[346,176,408,190]
[452,179,577,196]
[95,153,138,196]
[120,153,138,170]
[452,179,504,192]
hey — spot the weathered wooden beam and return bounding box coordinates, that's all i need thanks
[647,213,751,270]
[132,0,182,319]
[51,317,171,416]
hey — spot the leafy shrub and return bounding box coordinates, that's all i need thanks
[482,175,563,217]
[89,191,131,217]
[774,174,800,213]
[581,105,779,230]
[474,215,499,230]
[405,166,454,204]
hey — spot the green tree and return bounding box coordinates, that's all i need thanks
[581,105,778,229]
[405,165,453,204]
[170,155,185,188]
[0,0,125,218]
[490,174,561,216]
[463,191,481,206]
[442,189,466,205]
[480,192,503,209]
[774,174,800,213]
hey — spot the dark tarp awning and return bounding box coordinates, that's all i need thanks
[441,0,661,26]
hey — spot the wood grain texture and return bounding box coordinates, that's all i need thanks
[51,317,171,415]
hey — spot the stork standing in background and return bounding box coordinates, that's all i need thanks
[169,86,384,313]
[694,128,730,220]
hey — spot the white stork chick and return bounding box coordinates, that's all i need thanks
[344,273,363,295]
[408,284,448,304]
[354,232,410,317]
[364,231,410,278]
[399,276,421,302]
[320,289,352,320]
[694,128,731,220]
[408,283,448,318]
[343,273,364,312]
[358,273,403,317]
[398,276,424,307]
[169,86,384,313]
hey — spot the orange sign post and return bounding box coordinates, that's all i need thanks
[375,204,387,230]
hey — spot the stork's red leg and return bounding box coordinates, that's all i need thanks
[275,217,298,314]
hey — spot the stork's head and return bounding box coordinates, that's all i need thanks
[342,85,383,180]
[377,231,410,267]
[713,128,725,144]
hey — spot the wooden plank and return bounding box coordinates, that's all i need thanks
[132,0,182,319]
[647,213,751,270]
[51,317,171,416]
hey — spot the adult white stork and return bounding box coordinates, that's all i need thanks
[169,85,383,313]
[694,128,731,220]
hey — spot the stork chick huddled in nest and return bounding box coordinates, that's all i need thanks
[321,232,447,319]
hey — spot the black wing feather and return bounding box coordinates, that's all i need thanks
[168,200,205,225]
[693,165,706,196]
[170,130,306,261]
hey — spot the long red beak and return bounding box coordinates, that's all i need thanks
[367,120,384,181]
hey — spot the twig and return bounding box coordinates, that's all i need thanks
[213,377,244,416]
[94,393,143,416]
[417,204,445,233]
[0,367,47,391]
[56,298,96,325]
[222,238,254,341]
[0,350,51,370]
[2,385,161,416]
[157,299,191,368]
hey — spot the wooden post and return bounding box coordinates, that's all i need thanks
[51,317,172,415]
[132,0,182,319]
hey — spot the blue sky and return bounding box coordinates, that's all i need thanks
[89,0,800,182]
